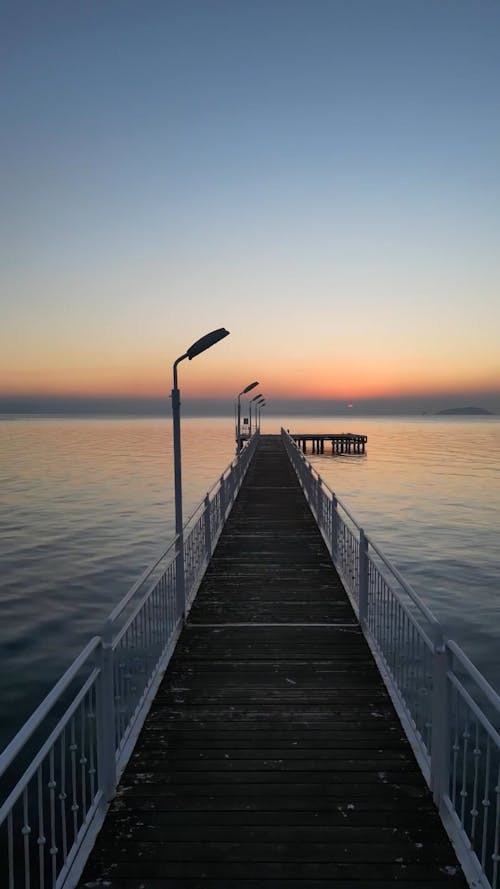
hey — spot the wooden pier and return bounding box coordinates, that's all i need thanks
[78,436,466,888]
[290,432,367,454]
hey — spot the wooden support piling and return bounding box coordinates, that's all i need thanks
[290,432,367,455]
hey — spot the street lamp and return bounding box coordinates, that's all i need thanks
[249,393,263,435]
[236,381,259,453]
[257,399,267,432]
[171,327,230,614]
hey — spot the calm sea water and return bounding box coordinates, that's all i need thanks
[0,414,498,752]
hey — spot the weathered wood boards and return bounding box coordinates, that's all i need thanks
[78,436,466,888]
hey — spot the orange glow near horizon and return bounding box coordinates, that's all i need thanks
[2,353,499,402]
[1,316,499,403]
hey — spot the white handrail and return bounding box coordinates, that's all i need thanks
[182,456,240,530]
[0,667,101,823]
[108,537,178,625]
[447,638,500,713]
[280,427,499,889]
[0,636,101,779]
[366,534,442,630]
[447,671,500,747]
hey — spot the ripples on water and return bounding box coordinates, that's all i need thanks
[0,416,236,750]
[0,414,498,751]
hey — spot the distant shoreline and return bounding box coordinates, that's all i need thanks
[1,410,497,421]
[436,406,493,416]
[0,397,498,419]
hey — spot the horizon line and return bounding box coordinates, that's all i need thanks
[0,393,498,418]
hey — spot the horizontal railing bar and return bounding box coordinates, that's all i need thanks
[205,458,236,495]
[366,536,441,630]
[0,666,101,824]
[447,670,500,747]
[54,790,104,889]
[108,538,178,625]
[114,637,177,760]
[305,463,360,527]
[0,636,101,780]
[366,570,436,652]
[112,562,177,649]
[438,798,488,889]
[183,500,208,529]
[447,639,500,713]
[365,628,432,753]
[183,488,217,529]
[182,458,238,529]
[322,488,360,528]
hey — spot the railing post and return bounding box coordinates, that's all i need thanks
[204,494,212,559]
[358,529,369,628]
[331,494,338,564]
[305,462,312,504]
[431,630,451,807]
[97,619,116,804]
[220,474,226,521]
[317,477,323,528]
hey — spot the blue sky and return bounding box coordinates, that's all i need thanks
[2,0,499,411]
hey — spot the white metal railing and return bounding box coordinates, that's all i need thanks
[0,431,259,889]
[281,428,500,889]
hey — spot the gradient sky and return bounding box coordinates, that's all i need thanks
[2,0,499,410]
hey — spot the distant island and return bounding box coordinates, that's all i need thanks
[436,406,493,416]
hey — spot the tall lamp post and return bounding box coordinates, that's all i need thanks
[257,399,267,432]
[249,393,263,435]
[172,327,230,614]
[236,381,259,452]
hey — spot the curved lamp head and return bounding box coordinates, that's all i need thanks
[187,328,230,360]
[251,393,263,402]
[240,380,259,395]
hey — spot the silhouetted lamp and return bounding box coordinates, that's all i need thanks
[236,381,259,452]
[171,327,230,611]
[257,399,267,431]
[249,393,263,434]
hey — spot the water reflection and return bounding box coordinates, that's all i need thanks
[0,416,236,749]
[0,414,498,751]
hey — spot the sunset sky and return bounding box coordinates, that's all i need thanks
[2,1,499,412]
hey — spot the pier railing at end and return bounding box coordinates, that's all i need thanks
[0,431,260,889]
[281,428,500,889]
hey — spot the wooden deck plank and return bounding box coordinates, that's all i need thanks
[77,875,460,889]
[78,436,467,887]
